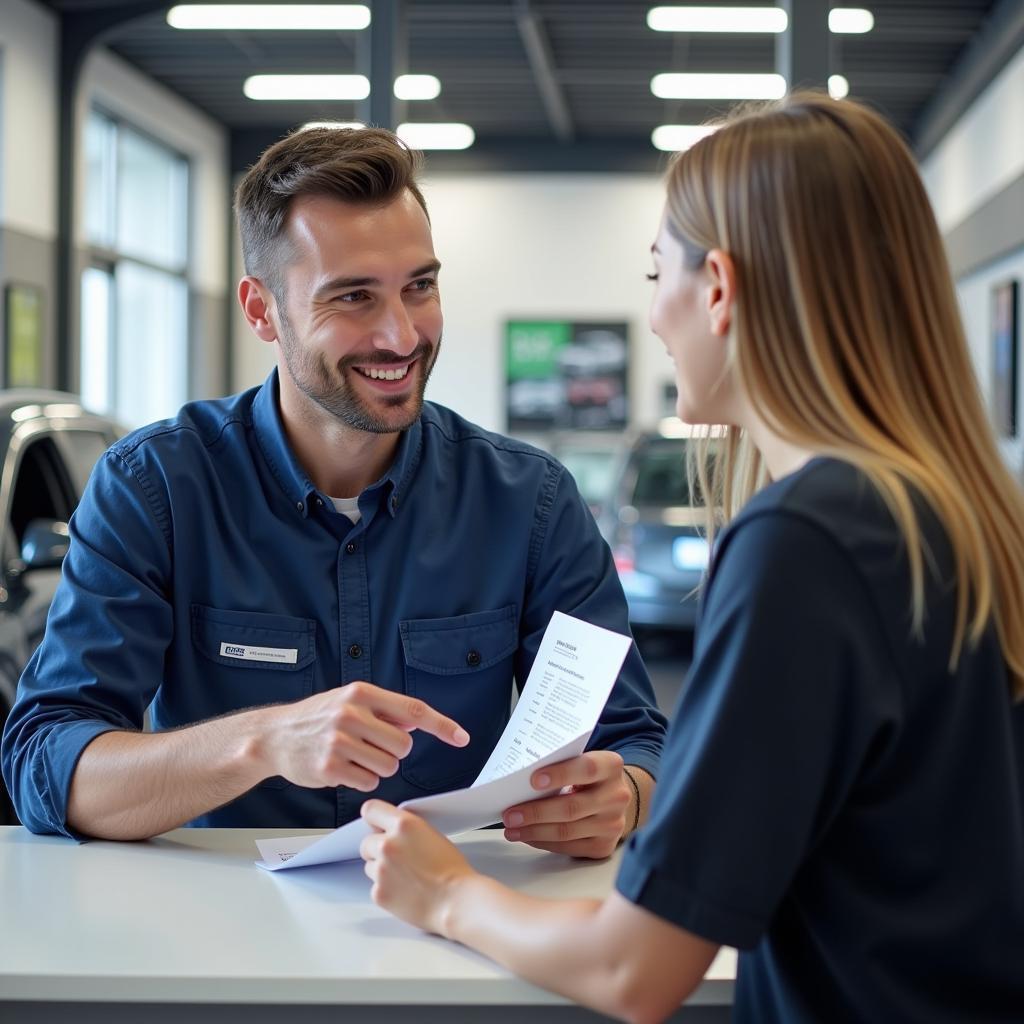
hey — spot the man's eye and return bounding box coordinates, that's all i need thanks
[411,278,437,292]
[337,290,368,303]
[646,273,659,282]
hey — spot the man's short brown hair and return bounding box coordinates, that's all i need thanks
[234,126,428,299]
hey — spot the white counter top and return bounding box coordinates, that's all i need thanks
[0,825,735,1019]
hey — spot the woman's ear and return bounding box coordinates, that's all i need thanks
[704,250,736,338]
[238,277,279,344]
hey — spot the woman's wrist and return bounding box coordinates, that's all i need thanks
[439,868,492,942]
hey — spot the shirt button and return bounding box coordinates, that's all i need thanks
[296,501,304,512]
[466,650,481,667]
[348,643,363,659]
[345,542,356,555]
[316,498,324,507]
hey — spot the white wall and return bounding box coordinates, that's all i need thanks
[921,45,1024,233]
[955,250,1024,478]
[0,0,58,237]
[921,42,1024,476]
[232,173,671,434]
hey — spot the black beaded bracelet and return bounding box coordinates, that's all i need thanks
[622,766,641,838]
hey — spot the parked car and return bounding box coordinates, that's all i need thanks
[548,433,622,520]
[599,432,712,632]
[0,391,124,824]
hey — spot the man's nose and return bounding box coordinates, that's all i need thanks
[371,296,419,355]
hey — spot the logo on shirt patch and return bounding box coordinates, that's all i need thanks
[219,642,298,665]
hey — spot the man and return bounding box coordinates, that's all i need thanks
[1,127,666,858]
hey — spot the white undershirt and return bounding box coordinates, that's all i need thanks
[330,495,362,524]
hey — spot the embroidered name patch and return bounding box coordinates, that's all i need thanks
[219,642,298,665]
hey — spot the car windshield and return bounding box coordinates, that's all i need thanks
[558,449,618,506]
[631,443,693,507]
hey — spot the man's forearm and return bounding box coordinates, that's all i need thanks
[66,707,273,840]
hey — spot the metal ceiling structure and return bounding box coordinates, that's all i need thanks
[37,0,1006,175]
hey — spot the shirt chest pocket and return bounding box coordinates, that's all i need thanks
[399,605,518,792]
[191,605,317,786]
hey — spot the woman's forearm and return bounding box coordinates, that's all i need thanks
[442,875,714,1024]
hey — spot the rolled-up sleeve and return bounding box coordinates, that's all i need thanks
[1,451,173,837]
[518,464,668,780]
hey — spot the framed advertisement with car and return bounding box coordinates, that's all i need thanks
[505,320,629,433]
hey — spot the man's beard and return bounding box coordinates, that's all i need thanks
[278,313,439,434]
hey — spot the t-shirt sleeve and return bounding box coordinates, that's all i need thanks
[615,509,897,948]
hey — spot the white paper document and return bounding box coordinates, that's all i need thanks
[255,611,632,871]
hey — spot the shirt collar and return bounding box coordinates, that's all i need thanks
[252,368,423,520]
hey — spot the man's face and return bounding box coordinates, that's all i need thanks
[273,190,442,434]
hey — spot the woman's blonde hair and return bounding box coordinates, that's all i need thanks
[667,92,1024,699]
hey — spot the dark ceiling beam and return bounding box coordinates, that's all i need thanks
[515,0,574,144]
[358,0,407,130]
[913,0,1024,160]
[56,0,171,392]
[231,128,660,177]
[776,0,831,92]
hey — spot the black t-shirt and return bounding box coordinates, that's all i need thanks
[616,457,1024,1022]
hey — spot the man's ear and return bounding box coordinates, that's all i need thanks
[704,250,736,338]
[238,277,278,343]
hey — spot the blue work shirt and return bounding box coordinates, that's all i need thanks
[2,371,666,836]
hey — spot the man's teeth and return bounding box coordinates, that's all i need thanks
[358,364,410,381]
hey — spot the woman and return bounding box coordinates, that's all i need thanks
[358,94,1024,1023]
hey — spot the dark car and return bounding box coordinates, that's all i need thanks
[0,391,123,824]
[599,431,712,632]
[548,433,622,520]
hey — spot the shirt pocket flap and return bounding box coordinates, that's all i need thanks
[399,605,518,675]
[191,605,317,672]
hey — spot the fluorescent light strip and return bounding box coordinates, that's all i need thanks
[651,124,718,151]
[168,4,370,30]
[397,123,475,150]
[647,6,787,33]
[828,74,849,99]
[651,72,786,100]
[647,6,874,35]
[829,7,874,33]
[244,75,370,100]
[394,75,441,101]
[302,121,365,131]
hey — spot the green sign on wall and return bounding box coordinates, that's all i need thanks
[505,319,629,433]
[5,283,44,388]
[506,321,571,380]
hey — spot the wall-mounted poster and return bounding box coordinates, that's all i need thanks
[506,320,628,432]
[993,280,1019,439]
[4,283,45,388]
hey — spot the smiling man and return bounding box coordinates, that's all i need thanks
[1,127,666,856]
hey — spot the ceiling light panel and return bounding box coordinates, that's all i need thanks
[396,123,475,150]
[168,4,371,30]
[828,8,874,33]
[651,124,719,151]
[647,6,874,35]
[828,74,850,98]
[243,75,370,100]
[302,121,366,131]
[647,6,788,33]
[394,75,442,101]
[651,73,787,100]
